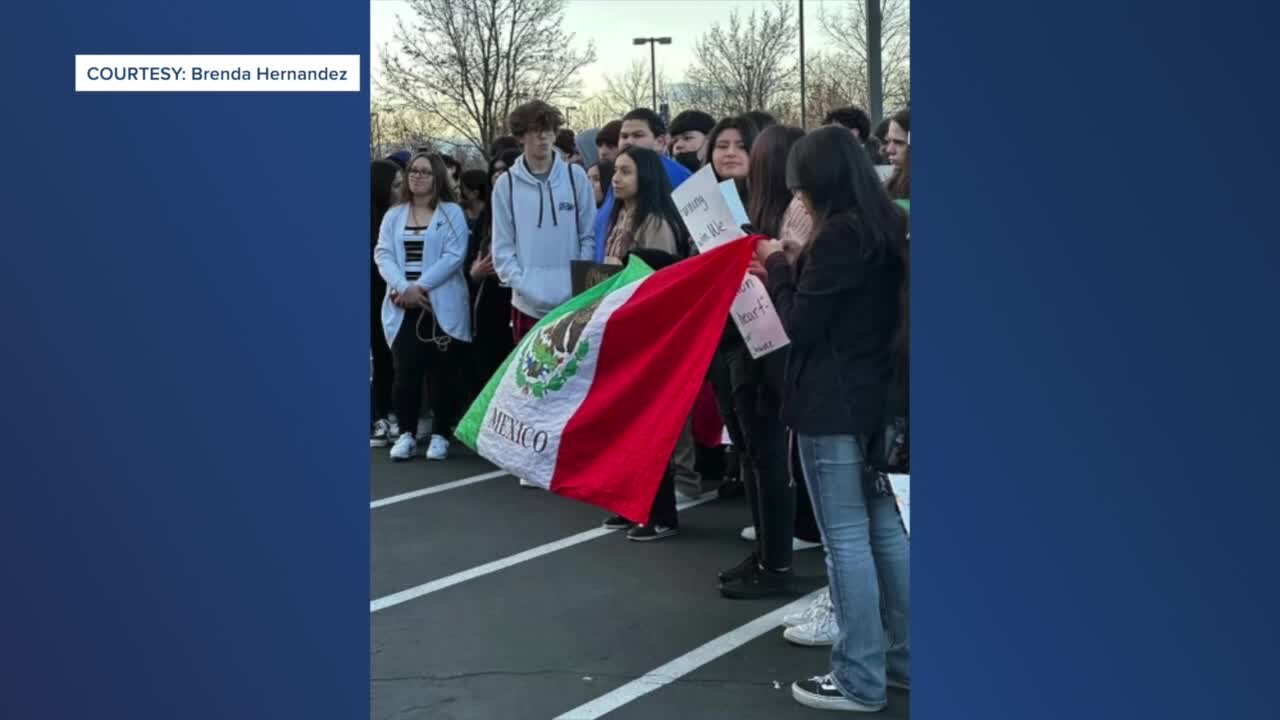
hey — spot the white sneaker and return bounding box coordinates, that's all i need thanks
[783,588,832,628]
[389,433,416,461]
[784,608,839,647]
[425,434,449,460]
[742,525,821,551]
[370,418,392,448]
[793,537,822,551]
[518,478,539,488]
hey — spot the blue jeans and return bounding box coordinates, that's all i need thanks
[797,433,910,707]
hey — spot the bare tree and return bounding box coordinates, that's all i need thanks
[802,51,871,124]
[373,103,446,157]
[818,0,911,116]
[602,59,669,115]
[686,0,799,116]
[574,94,621,130]
[378,0,596,159]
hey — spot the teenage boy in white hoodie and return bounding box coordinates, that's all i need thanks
[490,100,597,487]
[491,99,597,339]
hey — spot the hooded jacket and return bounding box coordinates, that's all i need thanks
[490,152,597,318]
[373,202,473,346]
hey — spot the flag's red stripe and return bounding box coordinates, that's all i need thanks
[550,236,756,523]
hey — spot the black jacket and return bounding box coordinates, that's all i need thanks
[766,216,903,435]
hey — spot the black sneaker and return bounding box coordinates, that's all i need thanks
[626,524,677,542]
[719,562,802,599]
[602,514,635,530]
[791,674,885,712]
[717,552,759,583]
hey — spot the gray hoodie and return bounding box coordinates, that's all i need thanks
[490,152,597,318]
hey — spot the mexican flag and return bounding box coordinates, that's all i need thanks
[456,236,755,523]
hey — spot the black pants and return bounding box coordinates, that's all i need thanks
[391,308,467,438]
[790,437,821,543]
[710,345,796,571]
[465,322,515,407]
[648,466,679,528]
[741,388,795,571]
[371,300,395,422]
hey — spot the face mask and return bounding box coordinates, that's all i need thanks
[674,151,701,174]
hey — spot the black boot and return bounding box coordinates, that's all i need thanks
[719,561,802,600]
[718,552,758,583]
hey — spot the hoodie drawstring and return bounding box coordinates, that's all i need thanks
[523,154,560,229]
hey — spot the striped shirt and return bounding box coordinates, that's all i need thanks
[403,224,427,281]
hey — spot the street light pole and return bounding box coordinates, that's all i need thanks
[633,37,672,109]
[866,0,883,126]
[799,0,807,129]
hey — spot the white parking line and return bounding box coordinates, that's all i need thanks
[554,589,826,720]
[370,492,719,612]
[370,470,510,509]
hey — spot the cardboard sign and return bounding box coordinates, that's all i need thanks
[731,274,790,359]
[571,260,622,295]
[671,165,744,253]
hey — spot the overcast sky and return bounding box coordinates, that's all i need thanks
[370,0,846,98]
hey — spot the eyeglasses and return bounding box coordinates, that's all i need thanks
[408,168,433,177]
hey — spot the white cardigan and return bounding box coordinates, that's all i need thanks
[373,202,473,346]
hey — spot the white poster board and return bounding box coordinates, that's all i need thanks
[718,179,749,227]
[671,165,744,253]
[731,275,790,359]
[672,165,790,359]
[888,474,910,535]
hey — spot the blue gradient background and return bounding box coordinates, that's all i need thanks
[916,1,1278,718]
[2,1,1277,718]
[1,1,367,718]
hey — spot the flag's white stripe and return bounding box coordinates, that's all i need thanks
[370,492,717,613]
[475,277,646,488]
[554,589,827,719]
[369,470,509,509]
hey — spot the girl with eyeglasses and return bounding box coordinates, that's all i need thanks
[374,152,473,462]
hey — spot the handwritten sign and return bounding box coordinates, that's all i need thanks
[671,165,744,253]
[731,274,790,359]
[672,165,788,358]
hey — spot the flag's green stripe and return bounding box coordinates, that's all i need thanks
[454,256,654,450]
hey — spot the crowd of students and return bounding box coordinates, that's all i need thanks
[370,99,911,713]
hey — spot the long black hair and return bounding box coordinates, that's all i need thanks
[787,125,909,355]
[371,159,399,243]
[608,146,691,257]
[594,159,615,206]
[488,149,521,187]
[704,115,759,204]
[746,124,805,238]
